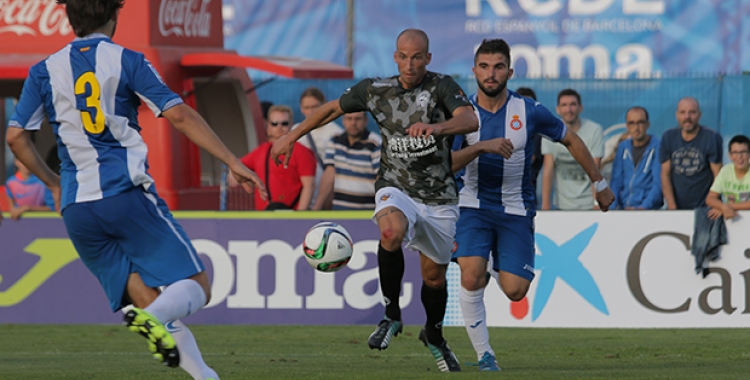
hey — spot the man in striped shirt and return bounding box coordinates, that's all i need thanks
[316,111,381,210]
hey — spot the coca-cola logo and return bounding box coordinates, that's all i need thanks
[0,0,72,37]
[159,0,211,38]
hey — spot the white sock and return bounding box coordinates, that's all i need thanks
[167,320,219,380]
[145,279,206,323]
[460,286,494,360]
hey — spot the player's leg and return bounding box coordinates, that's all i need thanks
[418,255,461,372]
[409,204,461,372]
[368,188,415,350]
[375,205,408,321]
[126,274,218,380]
[107,187,214,373]
[453,208,497,368]
[493,213,535,302]
[61,197,182,368]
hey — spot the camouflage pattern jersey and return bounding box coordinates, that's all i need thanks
[339,71,472,205]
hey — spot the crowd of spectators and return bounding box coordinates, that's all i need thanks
[225,87,742,216]
[3,86,744,218]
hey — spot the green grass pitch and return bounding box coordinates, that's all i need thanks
[1,324,748,379]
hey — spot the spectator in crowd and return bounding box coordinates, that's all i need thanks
[4,158,54,222]
[516,87,543,195]
[260,100,273,121]
[610,106,663,210]
[293,87,344,209]
[541,89,604,210]
[601,128,630,183]
[314,111,381,210]
[241,105,316,210]
[660,97,723,210]
[705,135,750,219]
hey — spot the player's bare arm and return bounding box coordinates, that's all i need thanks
[6,127,62,213]
[451,137,514,173]
[162,104,266,198]
[559,128,615,211]
[272,99,345,167]
[407,105,478,137]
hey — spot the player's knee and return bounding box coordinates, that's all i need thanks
[461,274,486,291]
[380,228,404,250]
[423,276,445,289]
[504,287,529,302]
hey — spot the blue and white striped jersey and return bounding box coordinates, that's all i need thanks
[453,91,567,216]
[9,34,183,210]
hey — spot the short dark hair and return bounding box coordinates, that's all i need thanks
[626,106,649,121]
[557,88,581,105]
[299,87,325,104]
[516,87,537,101]
[57,0,124,37]
[729,135,750,151]
[474,39,511,65]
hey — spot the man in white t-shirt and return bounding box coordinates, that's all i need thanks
[292,87,344,210]
[541,88,604,210]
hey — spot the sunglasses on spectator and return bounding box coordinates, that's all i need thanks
[268,120,290,127]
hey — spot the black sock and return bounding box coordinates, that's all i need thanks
[378,243,404,321]
[421,281,448,345]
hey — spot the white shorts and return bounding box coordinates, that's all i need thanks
[372,187,459,265]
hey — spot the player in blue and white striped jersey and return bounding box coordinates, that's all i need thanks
[450,39,614,371]
[5,1,264,378]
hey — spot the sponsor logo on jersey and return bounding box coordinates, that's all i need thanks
[371,80,396,88]
[510,115,523,130]
[380,194,391,201]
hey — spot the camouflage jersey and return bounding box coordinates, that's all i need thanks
[339,72,471,205]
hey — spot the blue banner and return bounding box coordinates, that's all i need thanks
[353,0,740,78]
[224,0,743,78]
[223,0,347,71]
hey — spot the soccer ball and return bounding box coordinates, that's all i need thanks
[303,222,354,272]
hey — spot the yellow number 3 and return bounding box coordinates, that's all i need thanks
[74,72,106,134]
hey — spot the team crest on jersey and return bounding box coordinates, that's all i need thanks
[417,91,431,108]
[510,115,523,131]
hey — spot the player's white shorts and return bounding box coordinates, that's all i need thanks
[372,187,459,264]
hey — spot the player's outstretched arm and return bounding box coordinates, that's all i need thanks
[272,99,345,168]
[408,105,477,137]
[560,128,614,211]
[162,104,265,197]
[6,127,61,213]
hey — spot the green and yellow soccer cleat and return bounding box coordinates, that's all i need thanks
[123,307,180,368]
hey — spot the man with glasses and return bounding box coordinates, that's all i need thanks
[705,135,750,219]
[240,105,316,210]
[660,97,723,210]
[609,106,663,209]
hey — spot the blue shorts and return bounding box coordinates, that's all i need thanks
[452,208,535,281]
[62,187,204,312]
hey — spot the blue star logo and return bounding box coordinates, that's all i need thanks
[532,223,608,321]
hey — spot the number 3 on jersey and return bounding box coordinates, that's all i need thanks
[74,72,106,134]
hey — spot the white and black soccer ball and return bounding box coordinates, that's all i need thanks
[303,222,354,272]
